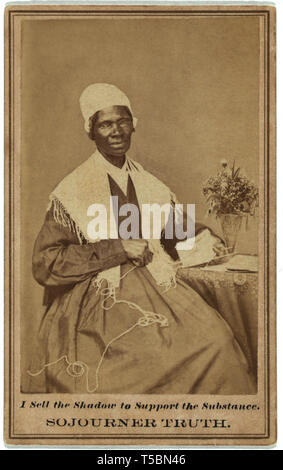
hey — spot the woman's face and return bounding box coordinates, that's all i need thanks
[91,105,134,158]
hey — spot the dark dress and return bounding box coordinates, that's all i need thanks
[28,174,256,394]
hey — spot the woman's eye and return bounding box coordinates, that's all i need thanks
[99,119,131,130]
[119,120,131,127]
[99,122,111,129]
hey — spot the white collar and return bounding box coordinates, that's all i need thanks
[93,149,130,194]
[93,149,130,175]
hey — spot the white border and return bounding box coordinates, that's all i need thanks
[0,0,280,451]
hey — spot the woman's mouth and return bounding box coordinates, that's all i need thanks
[109,141,125,147]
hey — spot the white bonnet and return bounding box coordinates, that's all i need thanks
[79,83,137,133]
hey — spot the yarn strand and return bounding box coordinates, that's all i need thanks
[28,265,169,393]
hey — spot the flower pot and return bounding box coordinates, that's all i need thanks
[218,213,244,254]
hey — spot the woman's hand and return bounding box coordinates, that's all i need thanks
[121,239,154,267]
[213,239,229,257]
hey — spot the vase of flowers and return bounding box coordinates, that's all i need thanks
[217,213,244,253]
[202,160,258,253]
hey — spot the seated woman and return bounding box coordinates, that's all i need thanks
[28,83,256,394]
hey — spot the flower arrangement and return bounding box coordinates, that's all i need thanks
[202,160,258,217]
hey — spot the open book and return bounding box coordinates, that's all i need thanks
[176,229,216,267]
[177,229,258,272]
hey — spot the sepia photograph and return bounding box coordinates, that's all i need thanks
[5,3,276,445]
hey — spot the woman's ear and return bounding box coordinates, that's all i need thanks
[87,127,95,141]
[87,116,95,141]
[87,112,99,141]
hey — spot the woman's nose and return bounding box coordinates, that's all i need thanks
[111,123,122,135]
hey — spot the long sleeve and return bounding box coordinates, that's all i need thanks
[32,208,128,287]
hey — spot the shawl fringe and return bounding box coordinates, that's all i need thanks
[48,197,86,245]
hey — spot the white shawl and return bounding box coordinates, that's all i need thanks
[49,151,179,288]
